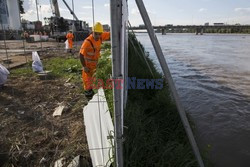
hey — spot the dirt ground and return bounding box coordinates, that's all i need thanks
[0,41,92,166]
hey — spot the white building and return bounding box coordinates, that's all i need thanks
[0,0,21,30]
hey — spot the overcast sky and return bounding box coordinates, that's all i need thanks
[22,0,250,26]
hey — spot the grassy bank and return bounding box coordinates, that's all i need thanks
[123,34,198,166]
[96,44,114,115]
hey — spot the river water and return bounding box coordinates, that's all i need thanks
[135,33,250,167]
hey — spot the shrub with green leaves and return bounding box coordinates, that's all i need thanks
[96,47,114,116]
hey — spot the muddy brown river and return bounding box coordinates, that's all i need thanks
[136,33,250,167]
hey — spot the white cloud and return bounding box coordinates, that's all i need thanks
[27,0,36,8]
[234,7,250,13]
[82,6,92,9]
[22,0,36,20]
[199,8,207,12]
[22,1,70,23]
[22,9,36,18]
[104,3,110,7]
[40,5,51,13]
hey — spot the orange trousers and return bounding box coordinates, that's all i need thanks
[68,40,73,49]
[82,68,96,90]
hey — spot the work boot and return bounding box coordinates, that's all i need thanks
[84,89,94,99]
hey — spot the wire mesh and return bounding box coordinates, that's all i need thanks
[0,0,117,166]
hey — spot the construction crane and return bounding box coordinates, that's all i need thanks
[50,0,60,17]
[61,0,78,21]
[48,0,89,42]
[51,0,78,20]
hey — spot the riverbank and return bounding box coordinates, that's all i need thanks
[95,34,199,166]
[123,34,198,166]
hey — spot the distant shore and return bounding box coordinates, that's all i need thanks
[133,31,250,34]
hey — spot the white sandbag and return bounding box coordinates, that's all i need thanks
[83,88,114,167]
[32,51,43,72]
[30,35,41,42]
[65,39,69,50]
[0,64,10,85]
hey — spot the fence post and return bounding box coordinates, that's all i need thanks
[110,0,124,166]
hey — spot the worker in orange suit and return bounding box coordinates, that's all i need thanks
[79,22,110,97]
[66,30,74,53]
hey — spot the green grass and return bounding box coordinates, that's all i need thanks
[10,62,34,76]
[101,42,111,50]
[123,34,198,167]
[44,57,82,82]
[11,57,83,84]
[95,48,114,116]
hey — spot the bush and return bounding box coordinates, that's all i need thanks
[123,33,198,167]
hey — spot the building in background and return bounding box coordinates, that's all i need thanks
[0,0,21,30]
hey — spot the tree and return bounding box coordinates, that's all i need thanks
[19,0,25,14]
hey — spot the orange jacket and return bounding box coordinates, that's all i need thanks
[80,32,110,69]
[66,32,74,41]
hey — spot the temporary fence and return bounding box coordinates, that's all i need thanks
[0,0,205,166]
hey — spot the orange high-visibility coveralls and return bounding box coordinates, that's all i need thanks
[79,32,110,90]
[66,32,74,49]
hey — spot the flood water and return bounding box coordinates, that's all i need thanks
[136,33,250,167]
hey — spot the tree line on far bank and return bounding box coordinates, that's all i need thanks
[160,28,250,34]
